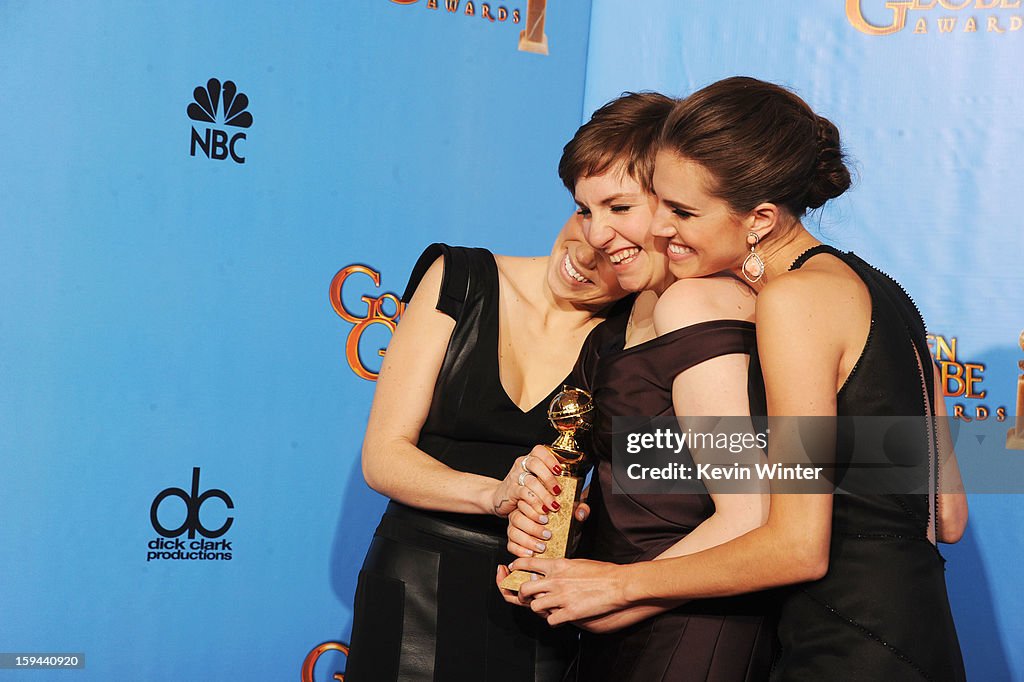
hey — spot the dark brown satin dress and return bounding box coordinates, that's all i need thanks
[568,314,777,682]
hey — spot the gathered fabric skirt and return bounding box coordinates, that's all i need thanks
[345,502,576,682]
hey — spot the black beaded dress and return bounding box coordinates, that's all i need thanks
[767,245,965,681]
[345,244,625,682]
[568,309,778,682]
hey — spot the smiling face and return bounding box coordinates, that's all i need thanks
[546,213,627,311]
[650,150,751,280]
[573,163,669,294]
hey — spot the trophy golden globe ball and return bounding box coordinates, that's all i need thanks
[547,386,593,467]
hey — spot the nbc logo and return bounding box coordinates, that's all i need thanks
[187,78,252,164]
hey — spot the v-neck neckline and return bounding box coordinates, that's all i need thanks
[488,254,575,415]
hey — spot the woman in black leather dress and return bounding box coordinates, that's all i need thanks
[345,94,679,682]
[343,217,626,681]
[510,77,968,681]
[344,219,624,681]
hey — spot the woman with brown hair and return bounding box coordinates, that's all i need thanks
[509,76,968,681]
[501,89,778,681]
[345,94,675,682]
[344,217,623,682]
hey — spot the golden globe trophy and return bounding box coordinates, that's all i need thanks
[1007,329,1024,450]
[500,386,594,592]
[518,0,549,55]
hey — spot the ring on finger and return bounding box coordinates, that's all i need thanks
[520,455,532,474]
[517,471,534,486]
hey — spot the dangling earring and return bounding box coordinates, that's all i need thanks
[742,232,765,284]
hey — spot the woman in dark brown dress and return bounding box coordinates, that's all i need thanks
[500,93,777,681]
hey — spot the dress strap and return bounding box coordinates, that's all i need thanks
[789,243,844,271]
[402,243,493,321]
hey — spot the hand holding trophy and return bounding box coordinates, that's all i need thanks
[500,385,594,591]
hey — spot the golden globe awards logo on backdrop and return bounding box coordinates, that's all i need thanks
[847,0,1024,35]
[146,467,235,562]
[388,0,551,54]
[330,264,405,381]
[188,78,253,164]
[929,333,1009,422]
[301,642,349,682]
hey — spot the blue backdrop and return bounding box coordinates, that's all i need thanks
[0,1,592,680]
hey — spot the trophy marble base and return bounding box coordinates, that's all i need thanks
[1008,428,1024,451]
[518,30,549,55]
[500,473,580,592]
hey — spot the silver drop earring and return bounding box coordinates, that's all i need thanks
[742,232,765,284]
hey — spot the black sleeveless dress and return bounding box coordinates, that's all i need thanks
[346,244,623,682]
[568,312,778,682]
[768,245,965,681]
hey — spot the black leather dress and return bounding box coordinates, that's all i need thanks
[346,244,604,682]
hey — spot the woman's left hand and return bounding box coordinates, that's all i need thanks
[491,446,564,519]
[507,557,632,626]
[495,564,529,607]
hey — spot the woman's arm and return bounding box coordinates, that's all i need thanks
[512,272,843,625]
[650,278,769,558]
[934,365,968,543]
[362,256,561,517]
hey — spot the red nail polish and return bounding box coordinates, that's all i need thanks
[542,505,550,514]
[553,465,562,475]
[551,500,561,511]
[553,485,562,495]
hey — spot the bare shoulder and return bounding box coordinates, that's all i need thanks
[493,254,540,295]
[493,253,534,273]
[654,276,756,335]
[756,258,869,349]
[758,258,867,322]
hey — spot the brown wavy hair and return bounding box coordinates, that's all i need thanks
[559,91,675,195]
[660,76,851,216]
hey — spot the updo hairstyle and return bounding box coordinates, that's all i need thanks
[660,76,851,216]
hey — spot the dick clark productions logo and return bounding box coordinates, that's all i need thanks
[147,467,234,562]
[188,78,252,164]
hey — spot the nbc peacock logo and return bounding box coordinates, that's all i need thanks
[187,78,253,164]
